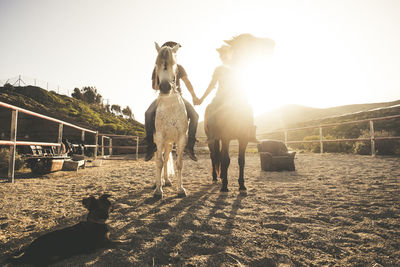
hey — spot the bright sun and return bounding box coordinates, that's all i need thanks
[240,59,286,115]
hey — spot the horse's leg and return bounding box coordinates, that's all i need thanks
[220,139,230,192]
[215,140,222,180]
[207,139,220,183]
[153,140,164,199]
[176,136,187,197]
[238,139,248,192]
[163,143,173,187]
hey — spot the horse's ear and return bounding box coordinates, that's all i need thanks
[155,42,161,52]
[172,44,180,53]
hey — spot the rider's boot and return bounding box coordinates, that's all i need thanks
[145,142,156,161]
[185,138,198,162]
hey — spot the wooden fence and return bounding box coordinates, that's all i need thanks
[0,101,140,183]
[257,114,400,155]
[99,134,140,160]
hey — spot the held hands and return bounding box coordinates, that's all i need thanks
[197,95,206,105]
[192,94,207,105]
[193,96,201,105]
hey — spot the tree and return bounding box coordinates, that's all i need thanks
[105,104,111,113]
[111,104,121,115]
[82,87,97,104]
[122,106,134,120]
[3,83,15,91]
[71,88,83,100]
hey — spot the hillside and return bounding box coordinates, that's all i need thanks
[253,101,400,155]
[196,100,400,138]
[254,100,400,134]
[0,85,145,138]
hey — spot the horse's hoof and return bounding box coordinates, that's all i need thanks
[177,192,187,198]
[151,184,156,190]
[212,179,218,184]
[177,188,187,198]
[153,194,162,200]
[239,189,247,196]
[239,185,247,191]
[164,181,172,187]
[153,191,163,199]
[220,187,229,193]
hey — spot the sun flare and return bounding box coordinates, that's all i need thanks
[239,59,285,115]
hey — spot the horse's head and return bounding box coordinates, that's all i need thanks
[155,42,179,94]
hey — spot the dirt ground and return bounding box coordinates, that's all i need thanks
[0,152,399,266]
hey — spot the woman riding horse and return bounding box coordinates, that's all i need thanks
[152,42,189,199]
[144,41,200,162]
[198,44,256,193]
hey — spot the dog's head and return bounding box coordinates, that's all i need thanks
[82,194,112,223]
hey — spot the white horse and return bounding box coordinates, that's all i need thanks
[153,42,188,199]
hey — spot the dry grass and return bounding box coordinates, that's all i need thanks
[1,153,399,266]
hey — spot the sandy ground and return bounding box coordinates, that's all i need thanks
[0,152,399,266]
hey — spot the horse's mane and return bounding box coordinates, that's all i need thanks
[224,33,275,51]
[224,33,275,65]
[155,47,176,69]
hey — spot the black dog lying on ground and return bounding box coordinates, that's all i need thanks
[6,194,124,266]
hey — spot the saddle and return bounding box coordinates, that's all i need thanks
[205,98,253,141]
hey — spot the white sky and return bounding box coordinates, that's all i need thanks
[1,0,400,123]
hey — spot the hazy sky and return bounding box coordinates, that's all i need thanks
[1,0,400,123]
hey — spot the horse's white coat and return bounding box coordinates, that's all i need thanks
[153,44,188,198]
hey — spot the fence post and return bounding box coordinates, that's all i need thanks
[136,137,139,160]
[81,130,85,155]
[101,136,104,157]
[370,120,376,156]
[319,126,324,154]
[57,123,63,154]
[94,132,98,159]
[110,139,113,156]
[8,110,18,183]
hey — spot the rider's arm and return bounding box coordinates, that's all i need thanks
[199,68,218,104]
[181,76,199,104]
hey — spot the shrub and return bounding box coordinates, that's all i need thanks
[322,135,353,153]
[100,123,118,133]
[0,148,25,173]
[302,135,320,153]
[4,83,15,91]
[376,140,400,155]
[353,141,371,155]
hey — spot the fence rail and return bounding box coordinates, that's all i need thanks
[0,101,140,183]
[257,114,400,155]
[98,134,140,160]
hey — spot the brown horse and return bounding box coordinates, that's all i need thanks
[204,99,254,193]
[204,34,275,193]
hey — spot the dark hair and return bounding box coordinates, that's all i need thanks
[161,41,182,48]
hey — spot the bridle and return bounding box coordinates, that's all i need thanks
[157,65,178,94]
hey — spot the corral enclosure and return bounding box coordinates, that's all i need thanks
[1,153,399,266]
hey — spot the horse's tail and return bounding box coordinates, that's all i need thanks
[167,152,175,177]
[161,152,175,179]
